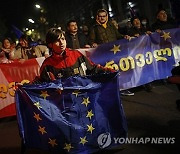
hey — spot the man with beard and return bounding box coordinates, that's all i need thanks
[89,9,130,48]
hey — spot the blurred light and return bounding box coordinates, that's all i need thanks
[26,30,32,35]
[25,28,29,31]
[32,29,35,32]
[128,2,132,6]
[57,27,61,30]
[15,40,19,45]
[28,18,35,24]
[109,12,114,17]
[128,2,135,7]
[108,0,112,12]
[35,4,41,9]
[40,9,44,13]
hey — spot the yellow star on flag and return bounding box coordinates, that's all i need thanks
[33,112,42,122]
[34,102,42,110]
[86,110,94,120]
[81,97,90,107]
[64,143,73,152]
[38,126,47,135]
[79,136,88,145]
[87,123,95,134]
[161,31,171,41]
[110,44,121,54]
[72,90,81,97]
[48,138,58,147]
[40,91,49,99]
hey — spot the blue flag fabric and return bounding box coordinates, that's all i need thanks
[15,72,127,153]
[90,28,180,89]
[11,25,24,39]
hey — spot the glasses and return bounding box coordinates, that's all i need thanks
[98,15,107,18]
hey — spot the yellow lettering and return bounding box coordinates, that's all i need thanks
[154,48,172,61]
[119,58,130,71]
[127,56,135,69]
[105,60,119,70]
[0,79,31,99]
[8,82,16,97]
[0,84,8,99]
[164,48,172,56]
[21,80,30,85]
[135,54,145,67]
[145,52,153,65]
[119,56,135,71]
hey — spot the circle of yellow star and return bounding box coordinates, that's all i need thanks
[86,110,94,120]
[38,126,47,135]
[87,123,95,134]
[79,136,88,145]
[64,143,73,152]
[48,138,58,147]
[81,97,90,107]
[110,45,121,54]
[40,91,50,99]
[33,112,42,122]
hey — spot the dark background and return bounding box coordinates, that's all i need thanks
[0,0,179,41]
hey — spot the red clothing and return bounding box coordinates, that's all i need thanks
[40,48,113,82]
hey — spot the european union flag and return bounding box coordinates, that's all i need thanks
[15,72,127,153]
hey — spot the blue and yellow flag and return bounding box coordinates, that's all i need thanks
[15,72,127,153]
[90,28,180,89]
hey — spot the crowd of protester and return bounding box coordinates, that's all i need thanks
[0,8,179,95]
[0,8,178,62]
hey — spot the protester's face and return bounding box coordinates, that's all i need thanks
[141,19,147,26]
[52,34,66,54]
[133,18,141,28]
[68,22,78,33]
[157,10,167,22]
[82,25,89,35]
[3,39,11,49]
[97,12,108,24]
[19,38,28,47]
[111,20,119,29]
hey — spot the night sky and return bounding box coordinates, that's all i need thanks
[0,0,93,29]
[0,1,30,27]
[0,0,58,28]
[0,0,95,39]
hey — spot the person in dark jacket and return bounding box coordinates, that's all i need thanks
[151,9,177,32]
[89,9,130,48]
[127,17,153,92]
[65,20,90,49]
[141,17,151,31]
[127,17,151,37]
[40,28,114,82]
